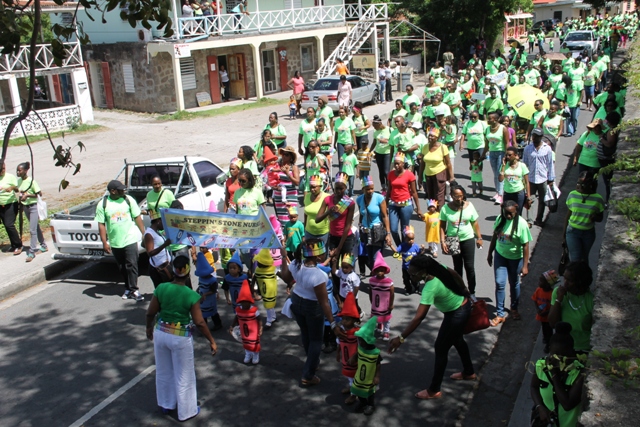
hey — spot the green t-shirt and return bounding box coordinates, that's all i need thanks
[551,287,594,352]
[462,120,487,150]
[566,190,604,230]
[95,195,142,249]
[389,129,416,166]
[299,119,317,147]
[402,93,421,111]
[493,215,532,260]
[568,66,585,90]
[535,358,584,424]
[583,69,598,86]
[577,130,601,168]
[548,73,563,91]
[566,83,580,108]
[0,173,18,205]
[524,69,540,86]
[502,162,529,194]
[233,186,265,216]
[485,124,506,152]
[389,109,407,129]
[440,203,479,241]
[373,127,391,155]
[483,97,504,114]
[541,115,563,137]
[423,85,441,99]
[341,152,359,176]
[443,91,462,116]
[264,123,287,144]
[154,282,201,325]
[303,192,329,235]
[353,114,369,137]
[17,177,40,206]
[242,159,260,177]
[529,109,547,126]
[316,105,334,123]
[420,276,464,313]
[146,188,175,215]
[334,117,356,145]
[284,220,305,252]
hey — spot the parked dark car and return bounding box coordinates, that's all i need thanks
[531,19,559,33]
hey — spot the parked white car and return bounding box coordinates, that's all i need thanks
[300,75,380,112]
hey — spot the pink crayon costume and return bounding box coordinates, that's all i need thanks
[369,252,393,333]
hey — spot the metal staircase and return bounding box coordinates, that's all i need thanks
[315,7,377,78]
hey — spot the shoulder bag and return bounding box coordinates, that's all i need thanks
[596,132,616,167]
[463,299,490,334]
[444,207,464,256]
[363,196,386,246]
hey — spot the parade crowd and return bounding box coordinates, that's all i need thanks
[1,10,632,425]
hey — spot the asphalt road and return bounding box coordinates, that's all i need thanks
[0,82,602,426]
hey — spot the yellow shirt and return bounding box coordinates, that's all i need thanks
[425,212,441,243]
[421,143,449,177]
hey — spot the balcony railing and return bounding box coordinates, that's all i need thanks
[0,41,83,75]
[177,3,387,40]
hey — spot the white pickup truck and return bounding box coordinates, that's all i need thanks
[50,156,227,261]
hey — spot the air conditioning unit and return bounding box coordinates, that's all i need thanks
[138,29,152,42]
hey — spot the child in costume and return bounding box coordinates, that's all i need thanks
[230,280,263,364]
[368,252,394,341]
[470,151,484,196]
[268,214,285,272]
[283,205,304,261]
[392,225,423,295]
[333,253,361,310]
[253,248,278,327]
[424,200,440,257]
[223,251,247,309]
[336,292,360,405]
[195,252,222,330]
[349,316,381,415]
[532,269,557,353]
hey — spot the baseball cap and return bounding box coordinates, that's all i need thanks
[107,180,126,191]
[411,122,422,130]
[531,128,544,136]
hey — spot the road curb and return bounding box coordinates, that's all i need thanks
[0,260,80,302]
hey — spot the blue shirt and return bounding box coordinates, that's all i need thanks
[356,192,385,227]
[522,142,555,184]
[398,242,421,270]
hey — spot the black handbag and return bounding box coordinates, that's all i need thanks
[444,208,464,256]
[363,196,387,246]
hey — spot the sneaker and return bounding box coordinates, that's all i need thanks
[494,195,502,205]
[39,245,48,253]
[491,193,498,201]
[265,321,272,328]
[122,290,131,300]
[25,253,35,263]
[244,353,252,364]
[382,332,390,341]
[132,291,144,301]
[252,352,260,364]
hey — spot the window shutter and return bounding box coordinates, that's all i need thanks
[123,63,135,93]
[180,58,197,91]
[284,0,302,9]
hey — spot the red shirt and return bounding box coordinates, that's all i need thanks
[387,169,416,203]
[325,194,354,237]
[226,177,241,209]
[531,287,553,322]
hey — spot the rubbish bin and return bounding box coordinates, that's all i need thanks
[397,67,413,91]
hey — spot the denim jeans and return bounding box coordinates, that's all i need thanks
[452,238,477,294]
[374,152,390,189]
[503,189,526,216]
[290,292,325,381]
[489,151,505,195]
[430,299,474,392]
[388,202,413,246]
[568,106,580,135]
[565,225,596,263]
[379,79,386,102]
[493,251,523,317]
[347,174,354,197]
[337,143,346,171]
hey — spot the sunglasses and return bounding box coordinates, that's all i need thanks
[238,179,248,184]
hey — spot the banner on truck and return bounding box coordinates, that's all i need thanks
[161,207,282,249]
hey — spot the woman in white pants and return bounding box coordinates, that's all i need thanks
[146,254,218,421]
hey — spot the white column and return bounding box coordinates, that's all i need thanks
[172,56,185,111]
[373,24,379,72]
[251,42,264,100]
[384,22,390,61]
[70,67,94,123]
[8,76,22,114]
[315,34,325,77]
[172,0,181,38]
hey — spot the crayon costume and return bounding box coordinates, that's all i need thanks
[369,252,393,335]
[425,200,440,255]
[337,292,360,381]
[254,249,278,325]
[195,252,221,329]
[351,317,381,414]
[222,252,247,309]
[235,280,261,363]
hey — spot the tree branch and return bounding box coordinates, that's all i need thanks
[1,0,41,165]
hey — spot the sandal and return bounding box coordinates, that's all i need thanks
[450,372,477,381]
[490,316,505,327]
[13,247,23,256]
[301,375,321,386]
[414,389,442,400]
[510,310,522,321]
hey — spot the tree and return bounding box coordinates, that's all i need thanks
[0,0,174,187]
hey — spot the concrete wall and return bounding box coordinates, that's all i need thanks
[533,5,582,22]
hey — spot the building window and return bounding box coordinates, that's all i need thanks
[284,0,302,9]
[300,43,314,72]
[180,58,197,91]
[123,63,135,93]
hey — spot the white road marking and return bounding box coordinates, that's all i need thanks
[68,365,156,427]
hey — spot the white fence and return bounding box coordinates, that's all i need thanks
[1,105,81,138]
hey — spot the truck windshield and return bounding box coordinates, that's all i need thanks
[130,164,192,188]
[566,33,591,42]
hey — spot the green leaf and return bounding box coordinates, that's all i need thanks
[77,141,85,152]
[59,179,69,191]
[73,163,82,176]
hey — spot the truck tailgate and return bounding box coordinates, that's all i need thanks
[50,218,108,257]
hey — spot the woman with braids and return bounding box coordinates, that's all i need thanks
[387,254,475,400]
[548,261,594,354]
[486,200,532,326]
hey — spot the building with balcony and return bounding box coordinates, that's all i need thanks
[1,1,94,138]
[52,0,389,113]
[533,0,637,23]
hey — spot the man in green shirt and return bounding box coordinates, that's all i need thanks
[96,179,146,301]
[0,161,23,254]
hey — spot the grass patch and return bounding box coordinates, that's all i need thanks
[157,97,283,121]
[8,124,106,147]
[0,187,104,246]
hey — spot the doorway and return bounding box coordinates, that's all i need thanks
[553,11,562,21]
[228,53,247,99]
[262,49,277,93]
